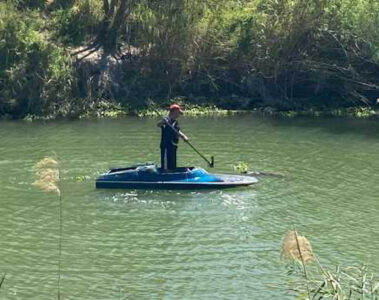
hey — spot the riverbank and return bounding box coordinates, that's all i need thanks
[10,103,378,121]
[1,1,378,120]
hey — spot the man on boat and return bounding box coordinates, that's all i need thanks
[157,104,188,170]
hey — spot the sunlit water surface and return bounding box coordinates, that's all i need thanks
[0,115,378,299]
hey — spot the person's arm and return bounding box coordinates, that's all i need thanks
[157,116,169,127]
[179,130,189,142]
[173,121,188,141]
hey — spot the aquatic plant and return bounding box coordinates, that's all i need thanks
[277,107,379,119]
[281,230,379,300]
[74,175,92,182]
[136,102,231,117]
[33,157,62,299]
[233,162,284,178]
[234,162,249,174]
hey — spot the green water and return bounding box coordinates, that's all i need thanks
[0,115,378,299]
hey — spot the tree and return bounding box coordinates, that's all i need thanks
[74,0,136,60]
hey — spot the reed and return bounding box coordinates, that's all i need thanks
[281,230,314,264]
[33,157,60,196]
[281,230,378,299]
[33,157,62,299]
[281,230,313,299]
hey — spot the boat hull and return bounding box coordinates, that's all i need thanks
[95,165,257,190]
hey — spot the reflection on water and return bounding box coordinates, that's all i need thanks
[0,115,378,299]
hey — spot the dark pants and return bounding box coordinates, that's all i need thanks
[161,147,177,170]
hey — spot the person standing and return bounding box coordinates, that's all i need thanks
[157,104,188,170]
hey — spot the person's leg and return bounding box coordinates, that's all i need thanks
[167,147,177,169]
[172,147,177,169]
[161,147,168,170]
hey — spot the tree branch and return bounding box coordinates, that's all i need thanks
[76,45,101,62]
[103,0,109,15]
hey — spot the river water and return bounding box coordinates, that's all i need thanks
[0,114,378,299]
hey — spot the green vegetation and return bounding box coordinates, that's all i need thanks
[134,103,232,117]
[0,2,75,118]
[281,231,378,299]
[277,107,379,118]
[287,263,379,299]
[0,0,378,119]
[234,162,249,173]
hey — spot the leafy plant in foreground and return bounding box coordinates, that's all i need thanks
[281,230,379,300]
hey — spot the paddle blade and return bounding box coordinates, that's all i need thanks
[210,156,214,168]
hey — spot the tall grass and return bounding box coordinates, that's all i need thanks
[281,230,379,299]
[33,157,62,299]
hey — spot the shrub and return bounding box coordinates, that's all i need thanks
[0,4,74,118]
[52,0,103,45]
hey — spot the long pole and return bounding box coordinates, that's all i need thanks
[150,105,214,168]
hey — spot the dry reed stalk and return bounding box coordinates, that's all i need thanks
[35,168,59,179]
[281,230,314,300]
[33,158,60,196]
[34,157,59,169]
[32,157,62,299]
[281,230,314,264]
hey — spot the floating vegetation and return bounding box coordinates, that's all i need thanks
[234,162,248,174]
[233,162,284,177]
[74,175,92,182]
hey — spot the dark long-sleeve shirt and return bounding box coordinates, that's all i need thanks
[160,117,180,149]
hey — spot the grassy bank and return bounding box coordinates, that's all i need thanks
[273,107,379,118]
[6,100,378,120]
[19,102,245,120]
[79,105,379,120]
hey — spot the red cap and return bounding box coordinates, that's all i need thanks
[169,103,183,113]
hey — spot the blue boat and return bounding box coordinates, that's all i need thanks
[96,164,258,189]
